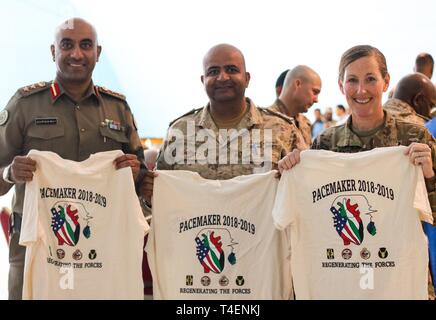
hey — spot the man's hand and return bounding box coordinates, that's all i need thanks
[114,154,140,181]
[404,143,434,179]
[9,156,37,183]
[141,170,158,206]
[278,149,301,174]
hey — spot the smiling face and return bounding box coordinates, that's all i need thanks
[201,46,250,103]
[51,19,101,84]
[339,55,389,121]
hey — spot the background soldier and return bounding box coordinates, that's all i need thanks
[269,66,322,146]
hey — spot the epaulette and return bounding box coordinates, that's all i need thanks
[168,107,203,127]
[261,107,296,126]
[96,86,126,100]
[19,81,51,97]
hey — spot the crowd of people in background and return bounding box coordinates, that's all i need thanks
[269,52,434,143]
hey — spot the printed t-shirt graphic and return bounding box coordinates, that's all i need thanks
[272,146,432,299]
[20,150,149,299]
[146,170,293,300]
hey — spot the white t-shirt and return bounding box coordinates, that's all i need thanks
[272,146,432,300]
[20,150,149,300]
[146,170,293,300]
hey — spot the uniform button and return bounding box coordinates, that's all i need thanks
[81,128,86,132]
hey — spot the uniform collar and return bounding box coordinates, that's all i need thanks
[274,98,291,116]
[50,80,99,105]
[196,98,262,130]
[337,110,398,148]
[384,98,431,122]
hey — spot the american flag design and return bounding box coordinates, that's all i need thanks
[51,204,81,246]
[195,231,225,274]
[331,197,364,246]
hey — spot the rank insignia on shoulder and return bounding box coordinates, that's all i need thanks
[0,110,9,126]
[97,86,126,100]
[20,81,50,96]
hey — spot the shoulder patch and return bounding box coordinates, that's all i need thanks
[19,81,50,97]
[261,108,296,126]
[97,86,126,100]
[169,107,203,127]
[0,110,8,126]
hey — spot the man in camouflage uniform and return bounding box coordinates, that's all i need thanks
[269,66,322,146]
[384,73,436,126]
[0,18,146,300]
[384,72,436,300]
[156,44,306,179]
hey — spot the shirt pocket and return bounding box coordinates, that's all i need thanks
[26,122,65,151]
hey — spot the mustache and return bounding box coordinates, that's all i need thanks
[66,59,87,64]
[213,82,234,88]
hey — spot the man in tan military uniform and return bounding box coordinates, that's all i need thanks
[156,44,306,179]
[269,65,322,146]
[384,73,436,126]
[0,18,146,300]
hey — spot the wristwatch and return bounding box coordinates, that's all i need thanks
[425,174,436,192]
[2,165,14,184]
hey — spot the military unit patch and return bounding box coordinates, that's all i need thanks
[236,276,245,286]
[378,247,389,259]
[185,275,193,286]
[88,249,97,260]
[219,275,229,286]
[326,248,334,259]
[342,248,352,260]
[201,276,211,286]
[73,249,83,261]
[360,247,371,260]
[97,86,126,100]
[56,249,65,260]
[0,110,8,126]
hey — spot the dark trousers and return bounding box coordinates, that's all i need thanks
[8,213,25,300]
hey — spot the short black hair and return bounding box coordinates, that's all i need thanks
[275,69,290,89]
[336,104,346,112]
[415,53,434,75]
[415,53,434,67]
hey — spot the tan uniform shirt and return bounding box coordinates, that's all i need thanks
[383,98,430,126]
[0,81,144,215]
[312,110,436,222]
[268,99,312,146]
[156,98,305,179]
